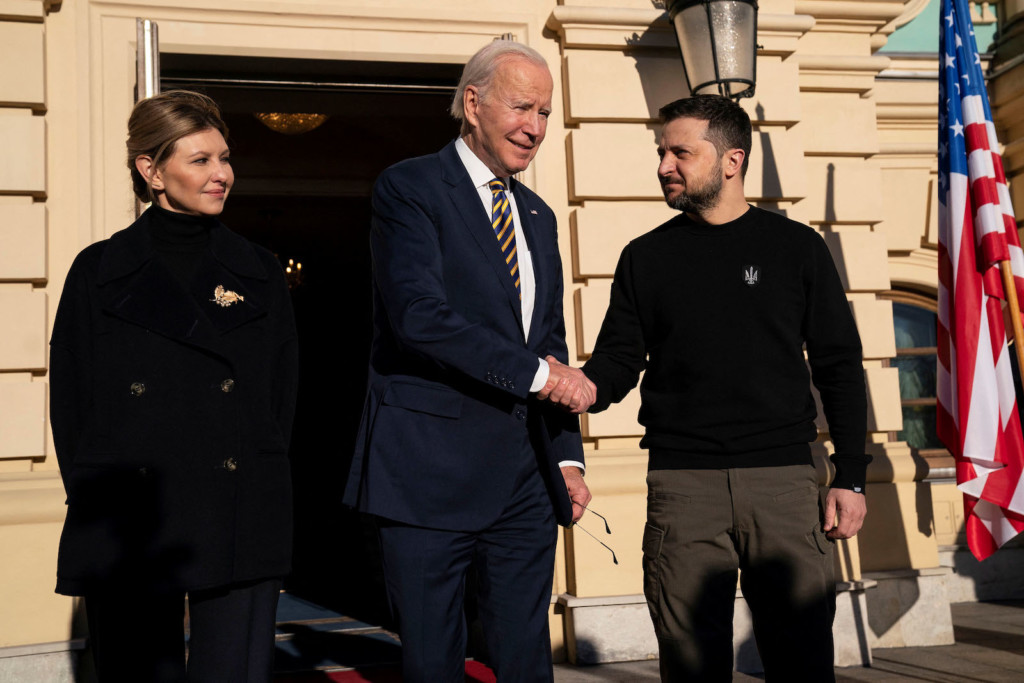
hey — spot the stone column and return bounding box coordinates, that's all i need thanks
[0,1,81,679]
[993,0,1024,215]
[797,0,956,652]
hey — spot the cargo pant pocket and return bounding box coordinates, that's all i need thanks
[642,522,666,629]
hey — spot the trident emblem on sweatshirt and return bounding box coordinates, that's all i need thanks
[743,265,760,287]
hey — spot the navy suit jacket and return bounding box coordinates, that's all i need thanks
[343,140,583,530]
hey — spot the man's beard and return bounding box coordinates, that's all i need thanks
[664,160,723,214]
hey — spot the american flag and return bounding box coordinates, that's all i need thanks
[937,0,1024,560]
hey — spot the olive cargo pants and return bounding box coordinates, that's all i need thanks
[642,465,836,682]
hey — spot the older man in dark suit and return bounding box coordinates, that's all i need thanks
[342,40,593,682]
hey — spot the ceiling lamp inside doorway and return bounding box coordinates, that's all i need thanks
[254,112,329,135]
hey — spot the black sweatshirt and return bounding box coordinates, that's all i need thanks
[583,206,870,491]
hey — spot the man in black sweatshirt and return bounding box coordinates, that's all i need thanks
[567,96,869,681]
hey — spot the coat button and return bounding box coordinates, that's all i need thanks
[129,382,146,397]
[223,457,238,472]
[515,409,526,420]
[220,379,235,393]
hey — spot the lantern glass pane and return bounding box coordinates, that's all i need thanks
[711,1,755,79]
[673,5,714,94]
[712,1,755,95]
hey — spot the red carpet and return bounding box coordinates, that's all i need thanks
[276,660,496,682]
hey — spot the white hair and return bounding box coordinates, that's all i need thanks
[450,40,548,126]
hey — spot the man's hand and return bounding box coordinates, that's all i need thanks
[561,465,592,524]
[823,488,866,540]
[538,355,596,414]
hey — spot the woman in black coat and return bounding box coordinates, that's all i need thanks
[50,90,298,682]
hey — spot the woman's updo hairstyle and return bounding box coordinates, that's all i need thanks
[126,90,229,202]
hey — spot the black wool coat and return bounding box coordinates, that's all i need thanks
[50,209,299,596]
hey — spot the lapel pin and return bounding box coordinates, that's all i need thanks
[211,285,245,308]
[530,209,538,215]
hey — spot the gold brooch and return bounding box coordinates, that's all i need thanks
[211,285,245,307]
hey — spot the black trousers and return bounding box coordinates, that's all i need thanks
[84,578,282,683]
[377,449,558,683]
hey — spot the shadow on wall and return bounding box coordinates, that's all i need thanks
[836,539,873,665]
[627,31,687,133]
[733,626,761,675]
[70,600,94,683]
[947,533,1024,602]
[824,162,836,225]
[622,37,788,216]
[857,453,930,640]
[754,103,783,203]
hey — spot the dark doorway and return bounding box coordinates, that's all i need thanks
[161,54,462,626]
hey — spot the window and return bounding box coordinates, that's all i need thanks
[890,300,943,449]
[881,291,948,457]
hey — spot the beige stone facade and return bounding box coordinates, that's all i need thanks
[1,0,1022,674]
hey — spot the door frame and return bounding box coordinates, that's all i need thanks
[86,1,547,243]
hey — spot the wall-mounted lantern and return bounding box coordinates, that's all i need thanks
[665,0,758,100]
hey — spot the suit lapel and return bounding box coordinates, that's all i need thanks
[102,259,225,355]
[441,143,524,329]
[513,180,548,348]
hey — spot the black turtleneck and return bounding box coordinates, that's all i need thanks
[147,204,217,286]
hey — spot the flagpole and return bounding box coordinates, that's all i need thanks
[1000,260,1024,371]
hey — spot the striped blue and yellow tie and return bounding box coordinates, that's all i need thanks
[489,178,521,299]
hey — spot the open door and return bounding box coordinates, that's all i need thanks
[159,53,462,628]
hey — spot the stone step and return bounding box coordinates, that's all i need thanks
[274,592,401,674]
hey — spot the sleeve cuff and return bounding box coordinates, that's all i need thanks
[530,358,550,393]
[558,460,586,474]
[829,453,870,494]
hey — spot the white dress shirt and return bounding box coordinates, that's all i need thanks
[455,138,549,389]
[454,138,584,473]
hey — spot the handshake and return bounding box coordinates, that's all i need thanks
[537,355,596,414]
